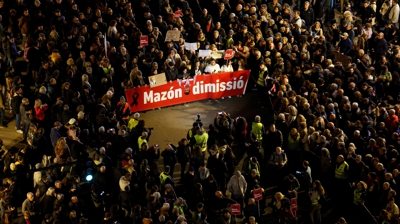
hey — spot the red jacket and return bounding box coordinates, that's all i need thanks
[34,105,48,121]
[386,114,398,132]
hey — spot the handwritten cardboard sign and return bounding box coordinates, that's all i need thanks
[165,30,181,42]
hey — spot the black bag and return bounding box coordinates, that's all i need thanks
[318,194,328,205]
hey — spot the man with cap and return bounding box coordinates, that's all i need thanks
[116,96,130,123]
[165,61,178,81]
[338,32,353,55]
[227,171,247,217]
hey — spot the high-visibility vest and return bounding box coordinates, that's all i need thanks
[128,118,139,131]
[248,162,260,176]
[311,194,320,205]
[188,129,194,138]
[138,137,148,150]
[257,69,267,86]
[353,189,364,205]
[251,122,263,140]
[159,172,169,186]
[194,132,208,152]
[335,161,348,179]
[174,205,185,217]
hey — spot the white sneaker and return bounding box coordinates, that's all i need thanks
[16,130,23,134]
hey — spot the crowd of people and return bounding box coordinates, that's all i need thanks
[0,0,399,223]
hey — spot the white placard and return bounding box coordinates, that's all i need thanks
[198,49,212,57]
[184,42,198,51]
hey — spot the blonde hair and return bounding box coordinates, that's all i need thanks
[67,58,74,66]
[34,99,42,108]
[275,192,285,200]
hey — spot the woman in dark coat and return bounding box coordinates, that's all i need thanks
[41,187,56,216]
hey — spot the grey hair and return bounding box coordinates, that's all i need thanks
[27,192,34,198]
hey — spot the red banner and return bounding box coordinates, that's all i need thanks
[231,204,241,215]
[140,35,148,46]
[125,70,250,112]
[253,188,263,201]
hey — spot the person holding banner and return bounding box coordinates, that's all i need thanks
[227,171,247,218]
[220,60,234,72]
[190,60,204,77]
[204,58,221,74]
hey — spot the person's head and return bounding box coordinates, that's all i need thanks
[164,165,170,174]
[276,147,282,154]
[71,196,78,203]
[27,192,34,201]
[234,170,241,179]
[248,198,255,205]
[337,155,344,163]
[304,1,309,9]
[363,0,369,7]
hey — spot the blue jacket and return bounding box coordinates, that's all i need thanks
[339,38,353,55]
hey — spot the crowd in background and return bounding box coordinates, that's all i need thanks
[0,0,400,223]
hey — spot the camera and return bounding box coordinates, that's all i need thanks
[196,114,201,122]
